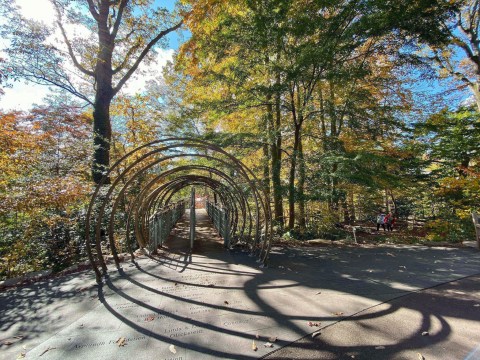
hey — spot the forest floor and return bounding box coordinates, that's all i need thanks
[274,220,476,249]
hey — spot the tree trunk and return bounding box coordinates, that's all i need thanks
[469,82,480,112]
[271,77,284,229]
[92,3,114,184]
[298,135,306,231]
[288,125,300,230]
[262,131,270,199]
[349,190,356,222]
[92,95,113,184]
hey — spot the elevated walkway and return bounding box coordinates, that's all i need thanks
[162,209,226,255]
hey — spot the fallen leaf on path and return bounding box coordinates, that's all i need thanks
[252,340,258,351]
[418,353,425,360]
[375,346,385,350]
[421,331,429,336]
[264,342,274,348]
[224,301,229,305]
[39,347,56,356]
[268,336,277,343]
[169,344,177,354]
[333,312,344,316]
[316,291,322,295]
[311,330,321,339]
[308,321,321,327]
[145,315,155,322]
[116,337,126,347]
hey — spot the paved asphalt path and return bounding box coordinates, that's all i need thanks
[263,274,480,360]
[1,210,479,359]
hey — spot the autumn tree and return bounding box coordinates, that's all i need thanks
[0,100,92,278]
[3,0,183,183]
[413,106,480,240]
[177,0,457,234]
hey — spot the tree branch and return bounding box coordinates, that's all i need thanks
[86,0,100,21]
[111,0,128,39]
[112,20,183,95]
[52,3,95,77]
[112,38,143,74]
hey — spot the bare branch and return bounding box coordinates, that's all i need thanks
[24,70,93,105]
[112,37,142,74]
[52,3,95,77]
[113,20,183,95]
[111,0,128,39]
[86,0,100,21]
[451,36,478,64]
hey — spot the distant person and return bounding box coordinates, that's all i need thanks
[376,212,386,231]
[385,213,393,231]
[390,215,396,231]
[383,213,390,231]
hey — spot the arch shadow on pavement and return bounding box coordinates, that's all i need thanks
[1,209,480,359]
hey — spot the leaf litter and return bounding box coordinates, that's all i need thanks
[116,337,126,347]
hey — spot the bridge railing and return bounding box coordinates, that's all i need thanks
[149,201,185,253]
[206,200,230,247]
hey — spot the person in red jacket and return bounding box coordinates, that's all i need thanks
[390,214,396,231]
[385,212,395,231]
[384,213,391,231]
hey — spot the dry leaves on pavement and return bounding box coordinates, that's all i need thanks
[116,337,126,347]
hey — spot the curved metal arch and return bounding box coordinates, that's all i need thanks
[105,152,255,264]
[137,176,239,249]
[158,176,243,240]
[86,138,272,283]
[96,151,262,268]
[113,166,247,265]
[147,165,251,238]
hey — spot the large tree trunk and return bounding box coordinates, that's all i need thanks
[469,82,480,112]
[92,5,114,184]
[92,94,113,184]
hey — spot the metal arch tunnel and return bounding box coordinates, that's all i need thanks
[85,138,272,283]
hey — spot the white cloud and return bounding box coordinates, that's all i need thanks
[0,81,50,111]
[16,0,55,23]
[122,49,175,95]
